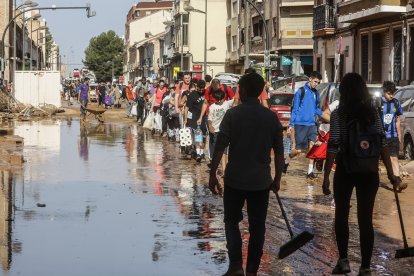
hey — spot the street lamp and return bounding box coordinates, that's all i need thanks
[1,3,96,84]
[184,3,208,77]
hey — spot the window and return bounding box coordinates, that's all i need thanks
[182,14,189,46]
[240,29,245,45]
[253,20,263,37]
[273,17,277,37]
[361,35,369,81]
[232,35,237,51]
[232,1,238,16]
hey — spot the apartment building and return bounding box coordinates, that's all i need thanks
[124,1,173,82]
[226,0,314,76]
[169,0,227,79]
[314,0,414,84]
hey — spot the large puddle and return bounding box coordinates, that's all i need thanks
[1,119,226,276]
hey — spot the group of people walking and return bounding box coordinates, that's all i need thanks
[77,69,409,275]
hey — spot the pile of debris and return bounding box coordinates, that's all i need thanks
[0,86,64,119]
[18,104,62,120]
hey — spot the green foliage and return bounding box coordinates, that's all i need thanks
[83,30,124,81]
[45,28,53,61]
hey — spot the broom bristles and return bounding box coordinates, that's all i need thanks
[395,247,414,259]
[278,231,314,259]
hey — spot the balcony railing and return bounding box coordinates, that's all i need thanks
[313,4,335,31]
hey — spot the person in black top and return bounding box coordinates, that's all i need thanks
[185,79,207,161]
[97,81,106,106]
[322,73,400,276]
[209,73,284,276]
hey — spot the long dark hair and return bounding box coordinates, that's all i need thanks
[338,73,376,127]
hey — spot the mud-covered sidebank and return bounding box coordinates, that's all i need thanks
[0,119,413,276]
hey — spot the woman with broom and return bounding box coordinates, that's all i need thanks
[322,73,400,276]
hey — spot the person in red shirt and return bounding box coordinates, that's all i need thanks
[197,79,234,124]
[151,79,168,113]
[126,80,134,102]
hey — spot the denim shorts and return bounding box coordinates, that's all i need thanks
[294,125,317,150]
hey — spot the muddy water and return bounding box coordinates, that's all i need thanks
[0,119,413,276]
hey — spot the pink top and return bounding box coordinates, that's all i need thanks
[154,87,168,106]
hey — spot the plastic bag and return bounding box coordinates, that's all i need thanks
[143,111,155,130]
[154,112,162,131]
[130,102,138,116]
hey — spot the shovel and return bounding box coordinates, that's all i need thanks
[393,186,414,259]
[275,192,314,259]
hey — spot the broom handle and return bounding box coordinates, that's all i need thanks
[393,186,409,249]
[275,192,294,238]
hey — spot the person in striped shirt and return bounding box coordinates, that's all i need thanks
[379,81,406,191]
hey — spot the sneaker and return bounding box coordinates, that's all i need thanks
[289,149,299,159]
[283,163,289,174]
[358,268,372,276]
[332,258,351,274]
[306,172,318,180]
[222,269,244,276]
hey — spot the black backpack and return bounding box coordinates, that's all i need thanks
[341,118,381,174]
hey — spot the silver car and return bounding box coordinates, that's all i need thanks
[394,86,414,160]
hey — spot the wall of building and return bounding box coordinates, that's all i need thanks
[129,10,172,45]
[186,0,227,76]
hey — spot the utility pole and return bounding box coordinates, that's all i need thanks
[244,0,250,69]
[180,14,184,72]
[203,0,207,78]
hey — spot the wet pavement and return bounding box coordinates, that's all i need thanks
[0,119,413,275]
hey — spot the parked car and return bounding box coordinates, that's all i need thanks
[268,88,294,127]
[394,86,414,160]
[89,84,97,102]
[316,82,340,111]
[272,74,309,92]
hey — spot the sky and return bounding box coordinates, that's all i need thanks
[27,0,147,74]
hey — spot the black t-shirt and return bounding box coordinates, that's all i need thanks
[98,86,106,96]
[186,91,206,130]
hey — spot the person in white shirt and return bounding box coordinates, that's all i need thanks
[207,89,234,175]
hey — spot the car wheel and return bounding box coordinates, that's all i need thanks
[404,137,414,160]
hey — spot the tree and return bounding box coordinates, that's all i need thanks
[83,30,124,81]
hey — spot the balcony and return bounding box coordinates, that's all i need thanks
[338,0,408,23]
[313,4,335,37]
[280,0,313,7]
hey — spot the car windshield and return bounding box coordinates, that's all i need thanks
[269,94,293,106]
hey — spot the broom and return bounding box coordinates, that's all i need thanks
[275,192,314,259]
[393,186,414,258]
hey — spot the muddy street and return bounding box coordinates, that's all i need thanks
[0,119,413,276]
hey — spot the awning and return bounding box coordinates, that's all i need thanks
[338,5,406,23]
[281,56,293,66]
